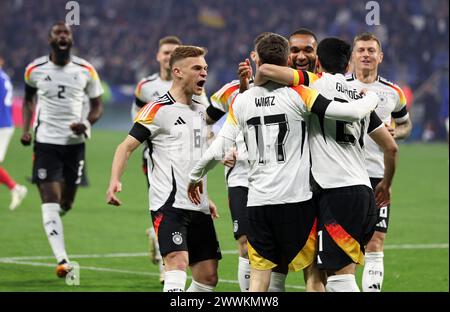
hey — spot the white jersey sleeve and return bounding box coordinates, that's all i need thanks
[209,80,249,188]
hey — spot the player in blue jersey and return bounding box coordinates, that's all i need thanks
[0,56,28,210]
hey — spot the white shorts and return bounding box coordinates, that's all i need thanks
[0,127,14,162]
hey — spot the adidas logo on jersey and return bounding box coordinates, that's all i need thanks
[44,75,52,81]
[174,117,186,125]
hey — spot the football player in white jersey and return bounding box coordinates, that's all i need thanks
[204,33,273,292]
[348,32,412,292]
[132,36,211,284]
[107,46,221,292]
[254,37,399,291]
[20,22,104,278]
[188,33,380,292]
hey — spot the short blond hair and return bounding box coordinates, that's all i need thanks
[353,32,382,51]
[159,36,182,47]
[169,45,207,69]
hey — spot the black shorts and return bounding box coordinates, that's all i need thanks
[228,186,249,240]
[32,142,85,185]
[246,200,317,272]
[314,184,378,271]
[370,178,390,233]
[151,204,222,265]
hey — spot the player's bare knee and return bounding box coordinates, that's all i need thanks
[200,270,218,287]
[237,235,248,258]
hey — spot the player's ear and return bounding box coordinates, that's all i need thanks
[315,59,322,72]
[378,51,384,64]
[250,51,257,62]
[172,66,182,78]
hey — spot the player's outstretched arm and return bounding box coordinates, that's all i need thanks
[321,91,380,122]
[20,85,37,146]
[106,135,141,206]
[256,64,296,86]
[188,120,239,204]
[369,125,399,208]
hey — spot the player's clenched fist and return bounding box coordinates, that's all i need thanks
[20,132,32,146]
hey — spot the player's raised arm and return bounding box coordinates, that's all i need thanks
[256,64,318,87]
[291,85,379,122]
[188,101,241,204]
[106,135,142,206]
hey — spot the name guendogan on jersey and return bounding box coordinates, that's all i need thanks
[335,82,363,100]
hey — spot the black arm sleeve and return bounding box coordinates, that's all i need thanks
[129,122,151,143]
[368,111,383,134]
[134,96,147,108]
[206,104,226,122]
[391,106,408,119]
[310,94,332,120]
[24,84,38,101]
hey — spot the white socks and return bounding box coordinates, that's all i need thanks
[326,274,360,292]
[163,270,187,292]
[268,272,287,292]
[186,279,215,292]
[238,257,251,291]
[42,203,68,264]
[362,252,384,292]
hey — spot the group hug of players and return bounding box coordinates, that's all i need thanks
[22,21,411,292]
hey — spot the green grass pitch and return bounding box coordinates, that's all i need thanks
[0,130,448,292]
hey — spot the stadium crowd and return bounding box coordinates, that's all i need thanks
[0,0,448,139]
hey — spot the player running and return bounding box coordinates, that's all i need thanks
[21,22,103,278]
[131,36,210,284]
[108,46,221,292]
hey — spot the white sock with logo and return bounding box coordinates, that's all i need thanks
[163,270,187,292]
[186,279,215,292]
[238,257,251,291]
[42,203,68,264]
[362,252,384,292]
[326,274,360,292]
[268,272,287,292]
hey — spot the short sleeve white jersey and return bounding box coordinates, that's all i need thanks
[346,74,409,178]
[24,55,104,145]
[225,82,331,206]
[308,73,383,188]
[130,92,210,214]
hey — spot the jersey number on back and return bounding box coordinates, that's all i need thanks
[334,98,365,148]
[246,114,289,164]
